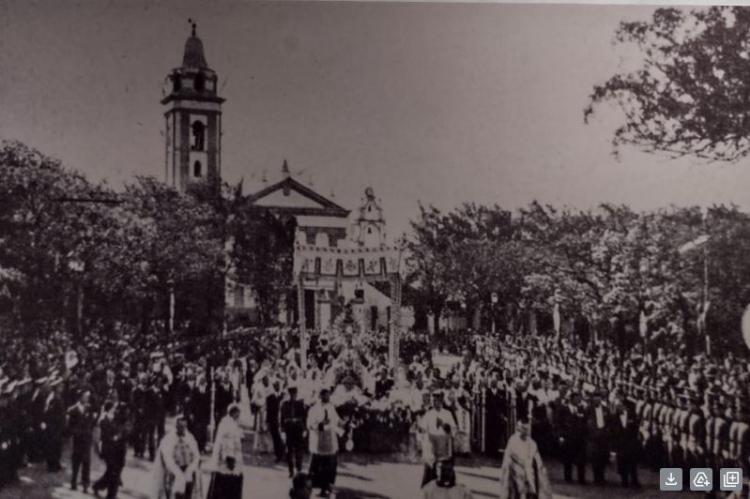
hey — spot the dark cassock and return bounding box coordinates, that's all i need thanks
[67,391,97,492]
[281,386,307,477]
[266,383,285,462]
[307,389,342,498]
[42,378,66,472]
[190,382,211,453]
[484,381,508,458]
[612,398,640,488]
[131,376,150,458]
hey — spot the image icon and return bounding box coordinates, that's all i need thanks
[720,469,743,492]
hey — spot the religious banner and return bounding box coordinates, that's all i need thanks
[293,244,402,277]
[321,256,337,276]
[364,255,381,275]
[342,257,359,276]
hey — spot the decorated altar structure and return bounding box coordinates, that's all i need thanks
[293,242,404,367]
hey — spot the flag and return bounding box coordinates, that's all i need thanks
[678,234,710,254]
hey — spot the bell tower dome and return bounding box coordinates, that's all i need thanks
[162,21,224,193]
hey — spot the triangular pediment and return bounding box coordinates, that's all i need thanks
[249,177,349,217]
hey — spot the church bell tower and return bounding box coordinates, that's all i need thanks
[162,21,224,193]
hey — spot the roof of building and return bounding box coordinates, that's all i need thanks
[249,175,350,218]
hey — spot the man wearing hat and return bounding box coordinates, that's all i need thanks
[281,384,307,478]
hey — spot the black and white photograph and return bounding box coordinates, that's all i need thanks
[2,1,750,498]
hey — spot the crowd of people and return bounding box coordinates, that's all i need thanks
[0,318,749,498]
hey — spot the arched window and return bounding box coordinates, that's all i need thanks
[193,160,202,177]
[191,121,205,151]
[195,72,205,92]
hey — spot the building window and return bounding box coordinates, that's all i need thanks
[191,121,205,151]
[195,72,205,92]
[172,75,181,92]
[193,160,202,177]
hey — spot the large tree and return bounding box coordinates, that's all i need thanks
[586,6,750,161]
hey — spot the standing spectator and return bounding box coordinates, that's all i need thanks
[586,390,610,485]
[612,393,640,488]
[43,378,65,472]
[93,400,126,499]
[267,380,285,462]
[67,389,96,492]
[281,385,307,477]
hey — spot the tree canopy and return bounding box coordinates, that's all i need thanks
[585,6,750,161]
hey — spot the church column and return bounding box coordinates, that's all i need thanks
[297,275,307,369]
[388,274,402,369]
[319,291,331,332]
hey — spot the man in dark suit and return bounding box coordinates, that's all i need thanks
[67,389,96,492]
[28,377,48,463]
[558,391,588,484]
[267,380,284,462]
[281,385,307,477]
[93,400,126,499]
[43,378,66,472]
[146,375,168,461]
[587,390,611,485]
[612,394,641,488]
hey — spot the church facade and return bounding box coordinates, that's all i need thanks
[162,27,409,333]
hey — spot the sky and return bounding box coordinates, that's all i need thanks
[2,1,750,239]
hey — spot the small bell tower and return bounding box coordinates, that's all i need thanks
[162,20,224,193]
[352,187,386,247]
